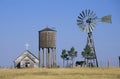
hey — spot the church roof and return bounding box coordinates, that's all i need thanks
[25,50,38,59]
[39,27,56,32]
[14,50,39,64]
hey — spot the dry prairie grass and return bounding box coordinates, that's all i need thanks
[0,68,120,79]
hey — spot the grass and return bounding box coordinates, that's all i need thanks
[0,68,120,79]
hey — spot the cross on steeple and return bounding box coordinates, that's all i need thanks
[25,43,30,50]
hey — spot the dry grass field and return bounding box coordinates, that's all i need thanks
[0,68,120,79]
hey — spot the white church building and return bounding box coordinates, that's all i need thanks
[14,50,39,68]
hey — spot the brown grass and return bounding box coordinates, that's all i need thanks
[0,68,120,79]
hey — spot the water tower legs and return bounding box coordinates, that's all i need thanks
[47,48,50,68]
[42,48,44,67]
[51,48,53,67]
[38,49,40,67]
[53,48,56,67]
[46,48,48,68]
[39,48,56,68]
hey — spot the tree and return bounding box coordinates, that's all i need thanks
[81,45,95,59]
[68,47,77,67]
[81,45,95,67]
[61,49,67,67]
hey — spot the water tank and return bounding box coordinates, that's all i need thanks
[39,27,56,48]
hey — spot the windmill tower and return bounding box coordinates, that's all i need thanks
[38,27,57,68]
[77,9,112,67]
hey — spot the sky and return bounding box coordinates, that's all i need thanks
[0,0,120,67]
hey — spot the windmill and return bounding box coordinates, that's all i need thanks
[77,9,112,67]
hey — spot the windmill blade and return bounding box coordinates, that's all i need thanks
[77,20,83,25]
[88,24,93,32]
[91,23,96,30]
[80,25,85,31]
[85,25,89,32]
[91,23,96,29]
[77,19,82,22]
[82,11,85,18]
[88,25,91,32]
[89,24,94,32]
[83,26,88,32]
[92,16,98,20]
[80,13,84,18]
[89,11,94,17]
[77,23,82,26]
[92,21,97,26]
[78,25,84,32]
[85,9,88,16]
[77,22,83,25]
[88,9,91,16]
[91,13,96,18]
[78,16,83,20]
[81,25,87,32]
[91,18,97,24]
[101,15,112,23]
[82,26,86,32]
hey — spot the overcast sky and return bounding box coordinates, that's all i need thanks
[0,0,120,67]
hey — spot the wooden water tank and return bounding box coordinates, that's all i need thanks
[39,27,56,48]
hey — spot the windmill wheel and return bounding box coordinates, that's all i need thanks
[77,9,98,33]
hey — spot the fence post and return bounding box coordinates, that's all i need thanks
[119,56,120,67]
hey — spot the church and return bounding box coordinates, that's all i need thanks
[14,50,39,68]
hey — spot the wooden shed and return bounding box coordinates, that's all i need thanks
[14,50,39,68]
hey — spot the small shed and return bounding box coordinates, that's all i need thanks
[14,50,39,68]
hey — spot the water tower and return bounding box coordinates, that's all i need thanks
[38,27,56,68]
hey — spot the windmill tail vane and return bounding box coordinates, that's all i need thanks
[101,15,112,24]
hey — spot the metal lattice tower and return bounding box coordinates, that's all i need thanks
[86,32,98,67]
